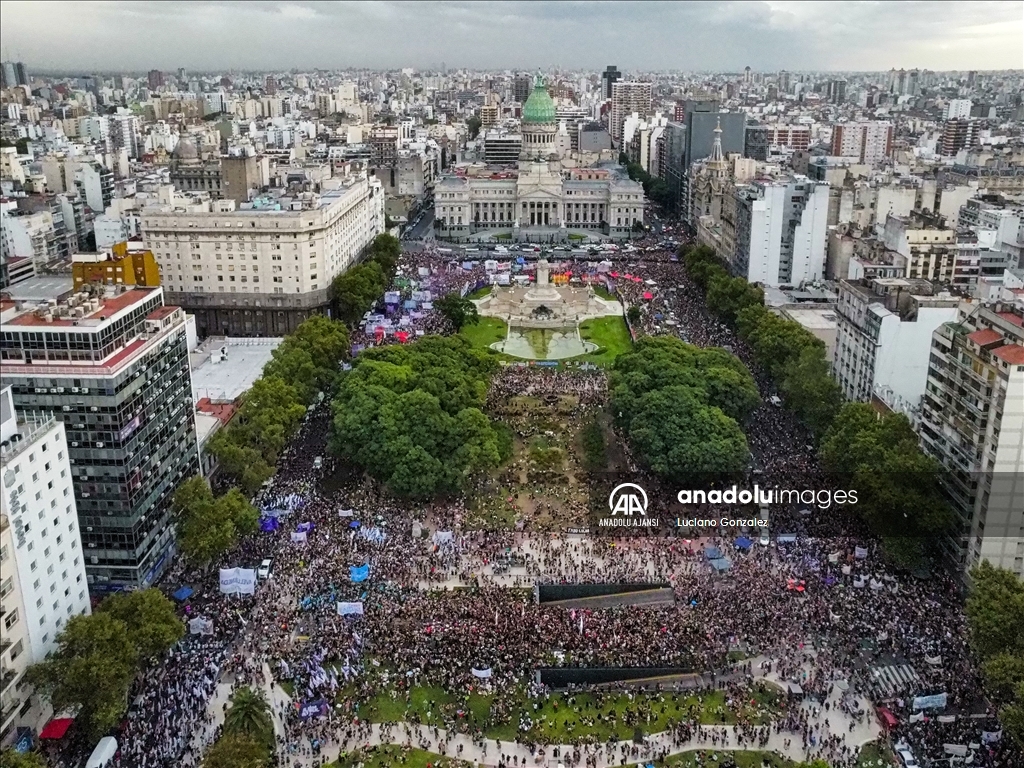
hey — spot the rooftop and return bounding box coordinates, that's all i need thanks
[190,337,283,403]
[1,276,74,303]
[992,344,1024,365]
[967,328,1004,346]
[1,286,161,328]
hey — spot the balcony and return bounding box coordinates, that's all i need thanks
[0,637,11,653]
[0,697,20,725]
[0,668,16,693]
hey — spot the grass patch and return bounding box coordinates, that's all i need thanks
[579,315,632,365]
[460,316,507,348]
[465,285,493,300]
[351,684,781,743]
[333,746,472,768]
[857,741,895,767]
[592,285,616,301]
[665,751,798,767]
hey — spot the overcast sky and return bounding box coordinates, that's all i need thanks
[1,1,1021,73]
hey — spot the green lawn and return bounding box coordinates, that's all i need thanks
[460,316,507,348]
[665,751,798,767]
[579,315,632,365]
[353,684,780,743]
[857,741,895,767]
[592,285,616,301]
[333,746,472,768]
[465,285,494,300]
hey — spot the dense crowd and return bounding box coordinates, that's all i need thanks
[69,239,1020,768]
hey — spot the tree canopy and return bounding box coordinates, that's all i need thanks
[610,336,754,482]
[223,687,276,754]
[820,403,953,561]
[173,477,259,567]
[98,588,184,661]
[26,613,138,741]
[331,336,510,498]
[967,561,1024,747]
[434,293,480,331]
[202,734,271,768]
[0,750,47,768]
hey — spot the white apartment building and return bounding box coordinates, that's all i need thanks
[944,99,973,121]
[830,121,894,165]
[610,81,652,148]
[0,387,91,742]
[140,172,384,336]
[833,278,960,416]
[919,301,1024,576]
[0,512,32,746]
[733,177,830,287]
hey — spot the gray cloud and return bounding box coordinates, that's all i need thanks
[1,0,1020,73]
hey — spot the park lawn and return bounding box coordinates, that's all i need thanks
[592,285,616,301]
[466,285,493,300]
[857,741,895,767]
[460,316,507,348]
[579,315,632,365]
[356,684,779,744]
[665,751,798,767]
[334,746,473,768]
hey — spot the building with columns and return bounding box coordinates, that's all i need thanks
[436,73,644,243]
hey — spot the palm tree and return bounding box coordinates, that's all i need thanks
[222,687,275,754]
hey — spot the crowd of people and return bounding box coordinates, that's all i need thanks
[69,237,1021,768]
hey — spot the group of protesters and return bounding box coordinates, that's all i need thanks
[65,236,1022,768]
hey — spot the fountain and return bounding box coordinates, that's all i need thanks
[472,260,623,360]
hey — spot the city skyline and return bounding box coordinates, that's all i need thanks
[1,0,1021,73]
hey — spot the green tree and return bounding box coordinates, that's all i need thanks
[435,293,480,331]
[331,261,386,325]
[26,613,137,741]
[580,416,607,472]
[223,687,276,754]
[465,114,482,140]
[626,305,641,324]
[820,403,953,547]
[331,336,504,498]
[706,273,763,324]
[99,588,185,661]
[778,346,843,438]
[627,387,749,482]
[368,233,401,273]
[967,561,1024,747]
[173,477,259,567]
[0,750,47,768]
[203,734,271,768]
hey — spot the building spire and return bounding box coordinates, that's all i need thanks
[710,117,724,163]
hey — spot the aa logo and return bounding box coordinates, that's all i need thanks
[608,483,648,516]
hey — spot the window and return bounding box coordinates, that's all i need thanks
[4,608,18,629]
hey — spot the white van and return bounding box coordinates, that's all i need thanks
[86,737,118,768]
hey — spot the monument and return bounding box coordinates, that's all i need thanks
[472,261,623,359]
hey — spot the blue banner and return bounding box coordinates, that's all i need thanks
[349,564,370,583]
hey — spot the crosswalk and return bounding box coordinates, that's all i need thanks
[868,663,921,698]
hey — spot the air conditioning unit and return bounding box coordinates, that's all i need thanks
[62,406,70,412]
[95,442,104,448]
[57,387,65,393]
[71,387,79,393]
[90,407,98,411]
[81,388,89,394]
[71,442,78,447]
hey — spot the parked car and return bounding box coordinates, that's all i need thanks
[258,559,273,579]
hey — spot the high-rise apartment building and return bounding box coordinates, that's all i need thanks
[147,69,164,91]
[940,119,979,157]
[919,301,1024,576]
[609,81,652,147]
[0,61,28,89]
[732,177,830,287]
[264,75,277,95]
[141,172,385,336]
[600,65,621,100]
[0,386,91,660]
[0,287,199,592]
[944,99,973,121]
[830,121,894,165]
[744,124,811,161]
[832,278,960,411]
[882,210,957,283]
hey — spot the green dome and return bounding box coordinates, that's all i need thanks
[522,74,556,124]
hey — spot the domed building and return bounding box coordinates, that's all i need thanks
[168,135,223,196]
[520,73,557,161]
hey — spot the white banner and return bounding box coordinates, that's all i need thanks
[188,617,214,635]
[925,655,942,666]
[471,667,493,679]
[219,567,256,595]
[938,715,957,723]
[944,745,968,757]
[855,546,869,559]
[910,712,925,723]
[337,602,365,616]
[982,731,1002,744]
[853,576,867,588]
[842,565,852,575]
[291,531,307,543]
